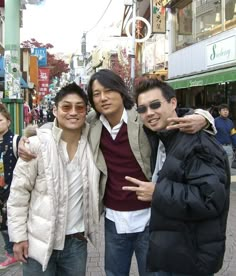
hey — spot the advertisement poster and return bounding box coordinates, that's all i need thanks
[4,49,20,99]
[32,47,47,67]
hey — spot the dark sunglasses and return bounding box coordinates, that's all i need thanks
[59,103,86,114]
[137,100,166,114]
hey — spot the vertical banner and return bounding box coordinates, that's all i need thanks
[152,0,166,33]
[38,68,50,100]
[32,47,47,67]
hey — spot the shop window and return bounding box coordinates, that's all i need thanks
[225,0,236,31]
[176,2,194,50]
[172,0,235,51]
[195,0,222,42]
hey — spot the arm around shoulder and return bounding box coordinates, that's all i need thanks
[194,108,217,135]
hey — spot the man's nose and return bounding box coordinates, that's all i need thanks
[69,106,78,114]
[146,106,155,116]
[101,91,108,101]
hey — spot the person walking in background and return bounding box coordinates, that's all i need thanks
[46,107,55,122]
[124,79,230,275]
[7,83,100,276]
[215,103,236,167]
[31,105,39,125]
[0,103,20,269]
[23,101,31,127]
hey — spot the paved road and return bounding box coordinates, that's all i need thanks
[1,175,236,276]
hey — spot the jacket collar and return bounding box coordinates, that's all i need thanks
[47,119,89,145]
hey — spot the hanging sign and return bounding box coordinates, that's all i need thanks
[152,0,166,33]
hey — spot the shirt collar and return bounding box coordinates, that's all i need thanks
[99,108,128,126]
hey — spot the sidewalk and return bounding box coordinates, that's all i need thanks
[0,172,236,276]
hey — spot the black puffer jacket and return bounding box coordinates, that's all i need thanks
[146,129,230,275]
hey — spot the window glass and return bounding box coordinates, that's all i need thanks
[176,2,194,50]
[225,0,236,31]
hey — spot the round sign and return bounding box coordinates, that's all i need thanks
[125,16,152,43]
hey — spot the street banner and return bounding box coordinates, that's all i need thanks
[32,47,47,67]
[38,68,50,100]
[152,0,166,33]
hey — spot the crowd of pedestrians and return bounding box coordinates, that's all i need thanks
[0,70,234,276]
[23,102,55,128]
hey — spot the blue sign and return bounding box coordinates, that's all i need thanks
[32,47,47,67]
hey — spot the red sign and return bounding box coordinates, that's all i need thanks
[38,68,50,100]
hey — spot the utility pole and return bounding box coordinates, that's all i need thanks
[81,32,87,89]
[3,0,23,134]
[130,0,136,94]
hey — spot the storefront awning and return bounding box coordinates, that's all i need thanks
[167,66,236,90]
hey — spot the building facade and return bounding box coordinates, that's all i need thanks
[165,0,236,120]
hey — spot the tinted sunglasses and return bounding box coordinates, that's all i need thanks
[137,100,166,114]
[59,103,86,113]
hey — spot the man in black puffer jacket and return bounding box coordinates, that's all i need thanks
[124,79,230,276]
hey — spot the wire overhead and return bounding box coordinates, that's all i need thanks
[85,0,113,34]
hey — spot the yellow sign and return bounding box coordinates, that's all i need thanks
[162,0,171,7]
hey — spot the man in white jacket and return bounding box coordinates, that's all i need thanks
[7,83,100,276]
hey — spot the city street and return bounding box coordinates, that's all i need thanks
[0,173,236,276]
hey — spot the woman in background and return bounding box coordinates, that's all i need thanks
[0,103,20,269]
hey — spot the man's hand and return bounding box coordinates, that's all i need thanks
[18,137,36,161]
[166,114,207,134]
[122,176,155,202]
[13,241,29,263]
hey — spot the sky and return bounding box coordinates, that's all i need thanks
[20,0,125,54]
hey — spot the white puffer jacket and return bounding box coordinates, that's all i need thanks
[7,123,100,271]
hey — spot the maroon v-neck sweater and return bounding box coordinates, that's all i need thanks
[101,123,150,211]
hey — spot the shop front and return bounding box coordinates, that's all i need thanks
[167,66,236,121]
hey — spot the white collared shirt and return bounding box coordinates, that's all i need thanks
[152,140,166,183]
[100,109,150,234]
[59,140,85,235]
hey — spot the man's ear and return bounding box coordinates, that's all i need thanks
[171,97,177,110]
[53,106,57,117]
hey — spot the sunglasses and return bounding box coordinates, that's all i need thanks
[59,104,86,114]
[137,100,166,114]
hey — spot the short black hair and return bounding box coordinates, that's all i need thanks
[135,79,176,104]
[87,69,134,115]
[54,82,88,107]
[218,104,229,112]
